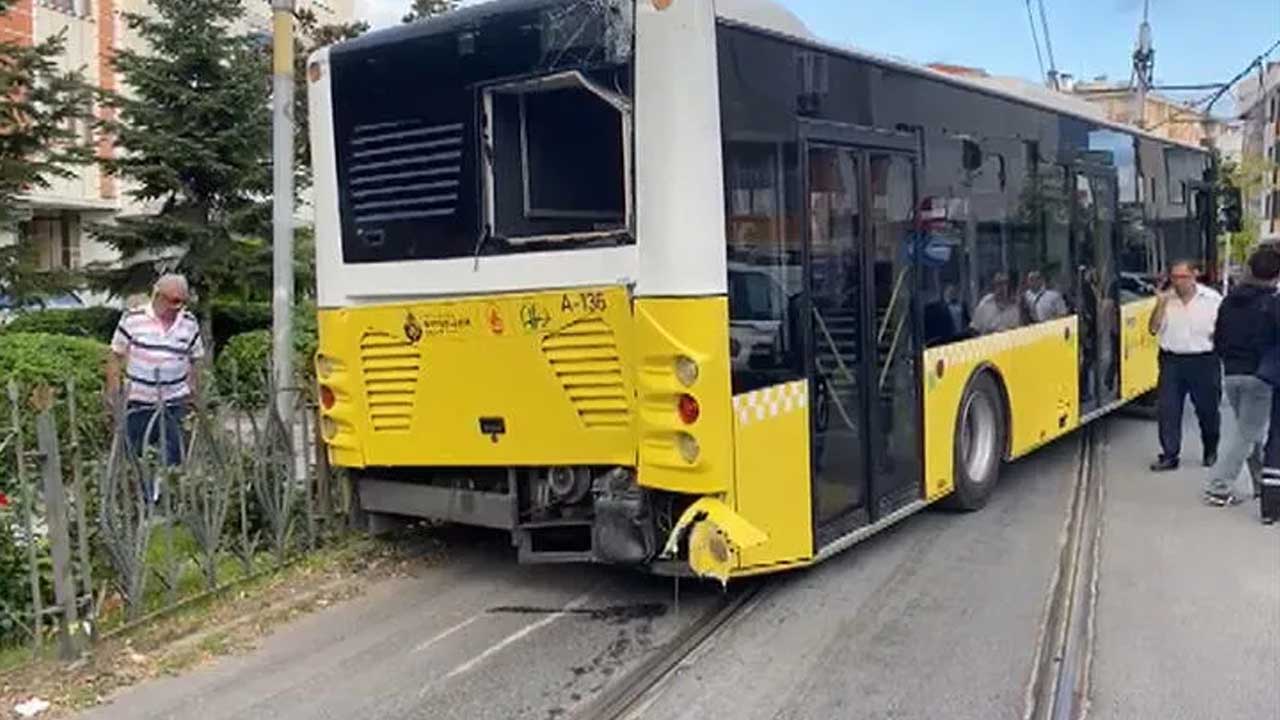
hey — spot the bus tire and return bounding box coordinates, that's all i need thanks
[941,371,1006,511]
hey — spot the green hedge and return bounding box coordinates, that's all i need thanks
[0,333,110,644]
[214,312,318,407]
[209,300,272,353]
[0,332,109,397]
[0,301,278,357]
[1,307,121,344]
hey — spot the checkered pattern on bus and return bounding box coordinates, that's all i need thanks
[732,381,808,427]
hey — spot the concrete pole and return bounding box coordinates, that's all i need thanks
[271,0,295,421]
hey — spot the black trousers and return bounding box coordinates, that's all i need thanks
[1265,390,1280,468]
[1157,351,1221,461]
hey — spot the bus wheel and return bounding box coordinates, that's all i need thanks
[942,371,1005,511]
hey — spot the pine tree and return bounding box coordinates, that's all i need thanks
[93,0,271,308]
[402,0,459,24]
[0,0,94,304]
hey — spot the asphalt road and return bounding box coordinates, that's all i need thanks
[75,412,1279,720]
[626,427,1080,720]
[77,529,721,720]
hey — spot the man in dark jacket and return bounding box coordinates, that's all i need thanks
[1207,248,1280,506]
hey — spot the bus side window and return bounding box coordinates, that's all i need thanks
[724,140,805,393]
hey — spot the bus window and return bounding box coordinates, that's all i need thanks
[724,141,804,393]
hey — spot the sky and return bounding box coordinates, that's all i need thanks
[353,0,1280,113]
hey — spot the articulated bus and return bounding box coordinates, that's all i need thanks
[306,0,1219,582]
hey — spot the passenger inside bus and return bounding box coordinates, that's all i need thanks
[972,272,1023,335]
[923,283,971,345]
[1023,269,1069,322]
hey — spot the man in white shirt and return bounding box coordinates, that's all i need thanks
[1148,261,1222,471]
[972,272,1022,335]
[105,274,204,477]
[1023,270,1068,323]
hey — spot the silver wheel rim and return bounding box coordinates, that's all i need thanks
[960,389,999,484]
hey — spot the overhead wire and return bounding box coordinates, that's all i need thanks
[1024,0,1047,84]
[1035,0,1060,88]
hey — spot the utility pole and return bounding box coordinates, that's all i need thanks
[271,0,295,421]
[1132,0,1155,128]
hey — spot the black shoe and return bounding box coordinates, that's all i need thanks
[1263,515,1277,526]
[1150,457,1179,472]
[1203,452,1218,468]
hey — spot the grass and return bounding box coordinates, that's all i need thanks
[0,521,345,673]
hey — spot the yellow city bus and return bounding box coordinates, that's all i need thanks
[306,0,1219,582]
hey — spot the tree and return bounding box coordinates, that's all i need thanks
[1219,155,1277,267]
[0,0,94,304]
[92,0,271,315]
[403,0,459,24]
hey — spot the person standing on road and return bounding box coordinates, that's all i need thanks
[1148,260,1222,471]
[1206,249,1280,506]
[104,274,204,480]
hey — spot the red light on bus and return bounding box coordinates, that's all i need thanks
[320,385,336,410]
[678,394,700,424]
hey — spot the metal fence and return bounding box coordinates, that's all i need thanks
[0,365,346,662]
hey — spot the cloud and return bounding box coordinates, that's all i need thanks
[355,0,405,29]
[354,0,495,30]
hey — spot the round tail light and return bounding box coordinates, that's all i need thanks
[319,385,336,410]
[678,394,700,424]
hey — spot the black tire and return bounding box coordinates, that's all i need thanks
[940,371,1006,511]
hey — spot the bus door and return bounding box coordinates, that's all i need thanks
[801,122,923,545]
[1073,165,1122,414]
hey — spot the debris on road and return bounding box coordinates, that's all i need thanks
[14,697,51,717]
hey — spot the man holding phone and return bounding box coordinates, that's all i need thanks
[1148,261,1222,471]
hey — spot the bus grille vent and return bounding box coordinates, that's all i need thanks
[359,331,421,432]
[541,318,631,429]
[346,120,464,226]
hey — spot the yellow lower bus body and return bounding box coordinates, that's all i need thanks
[316,289,1158,581]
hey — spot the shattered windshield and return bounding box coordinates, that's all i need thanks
[328,0,635,264]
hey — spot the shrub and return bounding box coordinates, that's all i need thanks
[213,308,318,407]
[209,300,272,354]
[0,332,109,401]
[0,333,108,647]
[2,307,121,344]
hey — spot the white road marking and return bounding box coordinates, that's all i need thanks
[412,613,484,655]
[442,591,595,681]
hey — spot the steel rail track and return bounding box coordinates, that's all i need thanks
[1025,424,1106,720]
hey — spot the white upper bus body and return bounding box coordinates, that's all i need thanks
[308,0,1203,311]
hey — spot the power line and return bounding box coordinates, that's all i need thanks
[1024,0,1047,83]
[1036,0,1060,89]
[1202,37,1280,114]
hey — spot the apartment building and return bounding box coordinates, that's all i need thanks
[1070,79,1229,149]
[1235,62,1280,243]
[0,0,353,303]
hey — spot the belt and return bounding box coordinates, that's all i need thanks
[1159,350,1215,358]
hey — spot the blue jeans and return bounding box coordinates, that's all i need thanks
[125,400,188,467]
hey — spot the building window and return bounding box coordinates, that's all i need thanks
[42,0,90,16]
[27,215,80,271]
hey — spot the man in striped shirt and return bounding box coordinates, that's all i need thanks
[106,274,205,469]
